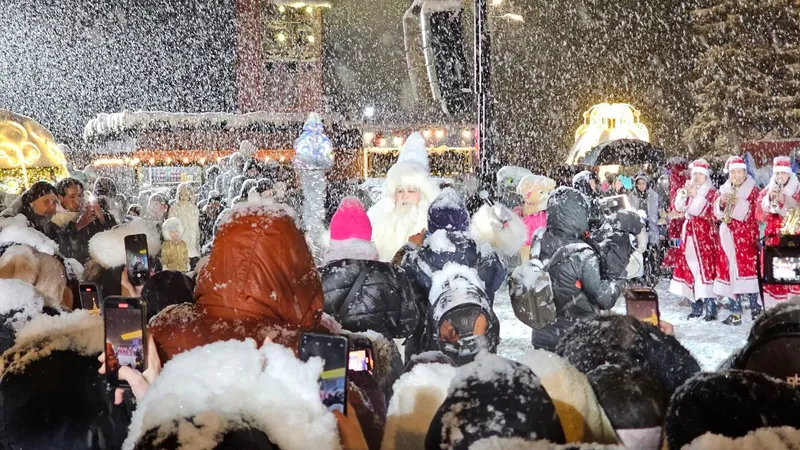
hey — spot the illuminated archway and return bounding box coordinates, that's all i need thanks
[566,103,649,165]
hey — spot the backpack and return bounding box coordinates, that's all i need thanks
[509,243,592,329]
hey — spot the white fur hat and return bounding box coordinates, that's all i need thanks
[384,161,440,206]
[396,132,430,174]
[724,155,746,174]
[89,219,161,268]
[774,156,792,174]
[162,217,185,240]
[689,159,710,177]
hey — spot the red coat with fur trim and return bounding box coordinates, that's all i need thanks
[713,177,760,296]
[669,181,717,300]
[756,174,800,305]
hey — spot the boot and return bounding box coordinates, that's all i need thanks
[703,298,718,321]
[748,294,764,320]
[722,314,743,326]
[687,300,703,319]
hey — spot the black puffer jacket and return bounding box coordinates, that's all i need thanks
[590,209,644,280]
[320,259,419,339]
[538,188,621,319]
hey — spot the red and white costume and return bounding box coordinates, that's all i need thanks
[669,159,718,301]
[713,157,760,297]
[756,156,800,307]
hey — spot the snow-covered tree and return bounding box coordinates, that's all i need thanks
[685,0,800,158]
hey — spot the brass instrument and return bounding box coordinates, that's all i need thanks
[721,184,739,224]
[782,207,800,235]
[677,180,692,198]
[769,183,784,214]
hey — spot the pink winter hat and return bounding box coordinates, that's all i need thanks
[330,197,372,242]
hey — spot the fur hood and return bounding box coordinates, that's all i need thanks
[323,238,379,264]
[0,309,103,379]
[683,427,800,450]
[382,361,457,450]
[123,339,341,450]
[0,216,59,255]
[383,161,440,204]
[470,203,527,257]
[89,219,161,268]
[162,217,185,240]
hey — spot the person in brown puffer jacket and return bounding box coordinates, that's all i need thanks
[148,203,325,363]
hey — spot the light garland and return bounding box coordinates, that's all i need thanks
[0,166,69,193]
[92,149,296,167]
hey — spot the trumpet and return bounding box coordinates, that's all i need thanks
[677,181,693,198]
[722,184,739,224]
[769,184,784,214]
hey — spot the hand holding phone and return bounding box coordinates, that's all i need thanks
[103,297,147,388]
[124,234,150,287]
[624,288,660,327]
[299,332,349,414]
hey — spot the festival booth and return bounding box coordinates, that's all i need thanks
[0,110,69,194]
[82,110,359,193]
[360,124,477,178]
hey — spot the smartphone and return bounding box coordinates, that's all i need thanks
[763,245,800,284]
[103,296,147,388]
[624,288,660,327]
[299,332,349,414]
[348,349,374,373]
[78,282,102,314]
[124,234,150,286]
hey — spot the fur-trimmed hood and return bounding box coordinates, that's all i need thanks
[89,219,161,268]
[0,309,103,378]
[162,217,185,240]
[123,339,341,450]
[383,161,440,205]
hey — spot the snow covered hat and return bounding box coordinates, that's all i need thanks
[724,155,746,173]
[396,132,430,173]
[162,217,185,240]
[428,188,470,233]
[773,156,792,174]
[689,159,710,178]
[239,139,258,158]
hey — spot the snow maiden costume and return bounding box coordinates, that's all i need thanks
[757,156,800,307]
[669,159,719,320]
[713,156,762,324]
[367,132,440,262]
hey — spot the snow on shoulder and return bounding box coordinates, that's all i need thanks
[123,339,340,450]
[426,229,457,254]
[470,436,623,449]
[0,218,58,255]
[449,352,541,396]
[684,427,800,450]
[89,219,161,268]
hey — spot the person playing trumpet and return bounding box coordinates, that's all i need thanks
[757,156,800,307]
[669,159,719,320]
[712,156,762,325]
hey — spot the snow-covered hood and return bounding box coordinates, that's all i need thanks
[0,309,103,378]
[123,339,341,450]
[88,218,161,268]
[382,362,457,450]
[0,216,59,255]
[684,427,800,450]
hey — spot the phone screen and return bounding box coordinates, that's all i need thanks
[348,349,373,373]
[104,297,147,387]
[79,283,101,314]
[624,288,660,326]
[299,333,348,414]
[125,234,150,286]
[599,195,631,214]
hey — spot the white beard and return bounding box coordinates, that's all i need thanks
[372,200,429,262]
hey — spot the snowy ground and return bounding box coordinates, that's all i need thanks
[496,279,753,371]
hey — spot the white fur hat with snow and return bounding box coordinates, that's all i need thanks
[383,132,439,203]
[161,217,185,240]
[396,132,430,174]
[724,155,746,173]
[773,156,792,174]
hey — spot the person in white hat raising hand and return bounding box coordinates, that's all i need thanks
[712,155,762,325]
[670,159,720,321]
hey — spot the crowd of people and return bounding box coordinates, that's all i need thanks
[0,134,799,450]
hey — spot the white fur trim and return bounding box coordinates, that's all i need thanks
[88,219,161,268]
[714,177,755,222]
[0,223,58,255]
[0,310,103,377]
[616,427,662,450]
[683,427,800,450]
[383,362,457,450]
[162,217,185,240]
[123,340,341,450]
[470,204,527,257]
[323,238,379,264]
[383,161,440,204]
